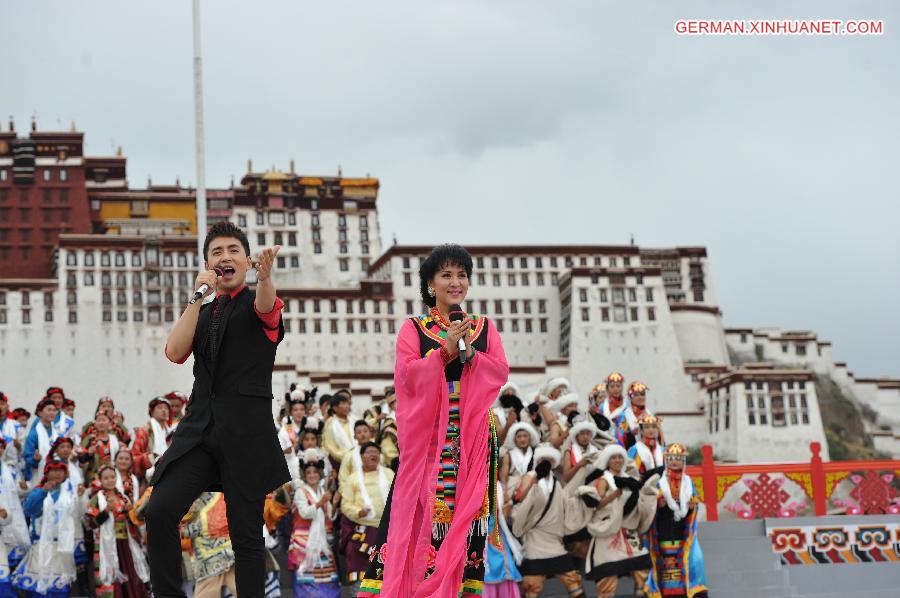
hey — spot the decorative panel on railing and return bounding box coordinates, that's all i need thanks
[685,442,900,521]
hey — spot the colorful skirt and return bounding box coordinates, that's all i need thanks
[288,527,340,596]
[11,543,76,597]
[92,538,148,598]
[358,380,499,597]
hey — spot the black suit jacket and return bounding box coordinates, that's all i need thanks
[150,287,290,499]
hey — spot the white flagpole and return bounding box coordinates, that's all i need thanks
[192,0,207,269]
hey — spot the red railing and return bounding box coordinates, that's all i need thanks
[684,442,900,521]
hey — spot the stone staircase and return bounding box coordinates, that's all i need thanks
[698,518,900,598]
[699,519,794,597]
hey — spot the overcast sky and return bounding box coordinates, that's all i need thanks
[4,1,898,377]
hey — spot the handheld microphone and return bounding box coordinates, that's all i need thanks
[448,304,467,363]
[189,267,224,304]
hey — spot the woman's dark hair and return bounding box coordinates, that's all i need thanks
[202,222,251,259]
[418,244,474,308]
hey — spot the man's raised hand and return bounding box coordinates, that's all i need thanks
[255,245,281,282]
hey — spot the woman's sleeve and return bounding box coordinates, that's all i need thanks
[394,319,445,435]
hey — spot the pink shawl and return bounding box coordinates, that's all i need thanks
[380,317,509,598]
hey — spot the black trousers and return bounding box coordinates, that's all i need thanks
[144,424,266,598]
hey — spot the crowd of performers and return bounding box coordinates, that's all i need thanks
[266,371,708,597]
[0,372,707,598]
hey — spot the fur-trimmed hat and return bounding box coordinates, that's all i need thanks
[302,415,323,432]
[532,443,561,469]
[549,392,581,413]
[498,381,520,397]
[504,422,540,449]
[567,420,600,444]
[543,377,570,396]
[299,447,327,470]
[596,443,628,470]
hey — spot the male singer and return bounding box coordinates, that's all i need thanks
[144,222,290,597]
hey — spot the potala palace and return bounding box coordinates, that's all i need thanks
[1,124,897,462]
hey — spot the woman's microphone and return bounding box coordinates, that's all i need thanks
[448,304,467,363]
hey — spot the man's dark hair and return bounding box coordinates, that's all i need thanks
[418,244,474,308]
[359,441,381,456]
[202,222,251,260]
[353,419,370,431]
[318,394,332,407]
[329,394,350,409]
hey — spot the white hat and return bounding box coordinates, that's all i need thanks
[302,415,321,431]
[596,444,628,471]
[499,381,520,397]
[549,392,582,413]
[533,443,561,469]
[543,377,570,396]
[504,422,540,449]
[290,389,306,401]
[299,447,327,466]
[567,420,599,444]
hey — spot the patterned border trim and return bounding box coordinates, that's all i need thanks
[767,522,900,565]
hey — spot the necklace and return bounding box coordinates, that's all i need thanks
[430,307,451,330]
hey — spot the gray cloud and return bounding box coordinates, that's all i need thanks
[3,0,898,376]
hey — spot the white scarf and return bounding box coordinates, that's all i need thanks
[634,441,664,470]
[34,421,58,485]
[495,483,523,565]
[149,418,169,458]
[571,441,598,465]
[96,490,127,587]
[66,459,83,487]
[602,470,618,493]
[381,405,396,422]
[356,465,389,520]
[295,481,330,574]
[115,470,140,505]
[329,417,353,451]
[537,473,555,498]
[54,414,76,439]
[659,473,693,522]
[36,479,76,593]
[602,398,626,422]
[0,464,30,547]
[491,406,507,431]
[509,446,533,477]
